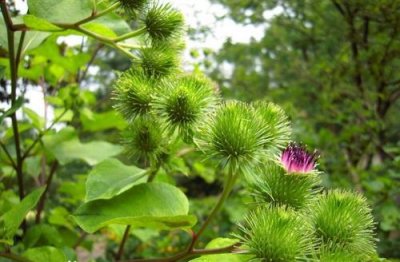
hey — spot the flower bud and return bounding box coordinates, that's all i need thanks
[280,143,317,174]
[137,44,180,79]
[153,74,217,138]
[113,70,155,122]
[251,161,320,209]
[122,116,166,162]
[195,101,268,173]
[118,0,148,14]
[142,3,184,43]
[311,190,376,258]
[237,207,314,261]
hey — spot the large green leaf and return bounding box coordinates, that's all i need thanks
[85,158,147,201]
[0,16,50,52]
[42,127,123,165]
[0,187,45,245]
[81,110,127,132]
[73,183,196,233]
[23,107,45,131]
[28,0,94,24]
[190,238,251,262]
[23,15,62,31]
[92,12,132,36]
[81,22,117,38]
[23,246,67,262]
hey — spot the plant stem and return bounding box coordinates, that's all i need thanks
[0,252,32,262]
[22,109,68,160]
[116,165,161,260]
[116,225,132,260]
[1,3,25,201]
[123,243,238,262]
[0,141,17,169]
[75,2,120,26]
[35,161,59,224]
[125,169,238,262]
[16,31,26,68]
[114,27,147,42]
[192,169,237,247]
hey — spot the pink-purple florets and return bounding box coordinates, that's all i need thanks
[281,143,317,173]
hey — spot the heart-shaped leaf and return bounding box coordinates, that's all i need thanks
[0,187,45,245]
[85,158,147,201]
[73,183,196,233]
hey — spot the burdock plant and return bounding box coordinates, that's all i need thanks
[153,74,217,139]
[237,207,315,261]
[4,0,377,260]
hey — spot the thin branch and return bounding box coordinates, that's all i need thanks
[1,0,141,60]
[16,31,26,68]
[116,225,132,260]
[126,170,239,262]
[116,165,161,260]
[2,3,25,202]
[331,0,346,17]
[8,1,121,32]
[193,171,237,247]
[78,43,104,82]
[0,1,14,30]
[0,252,32,262]
[35,161,59,223]
[0,141,17,169]
[75,2,120,26]
[123,243,239,262]
[22,109,68,160]
[389,88,400,103]
[114,27,147,42]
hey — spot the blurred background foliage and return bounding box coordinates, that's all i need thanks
[199,0,400,258]
[0,0,399,261]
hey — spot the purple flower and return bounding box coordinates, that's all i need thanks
[281,143,317,174]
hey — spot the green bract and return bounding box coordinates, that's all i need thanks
[113,70,155,122]
[195,101,268,173]
[153,74,217,136]
[252,100,291,151]
[137,44,180,79]
[250,161,320,209]
[237,207,314,261]
[142,3,184,42]
[118,0,149,13]
[122,116,166,162]
[311,190,376,258]
[318,247,364,262]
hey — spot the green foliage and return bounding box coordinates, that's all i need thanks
[73,182,196,233]
[191,238,250,261]
[22,246,67,262]
[28,0,93,23]
[85,158,147,201]
[0,0,383,261]
[42,127,123,165]
[0,188,45,245]
[207,0,400,257]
